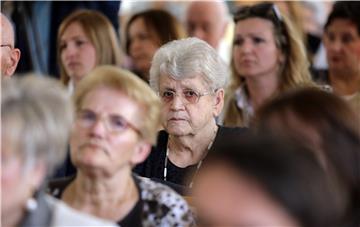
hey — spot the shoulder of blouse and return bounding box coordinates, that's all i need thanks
[135,175,196,226]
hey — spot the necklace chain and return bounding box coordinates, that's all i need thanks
[163,127,217,188]
[163,148,203,188]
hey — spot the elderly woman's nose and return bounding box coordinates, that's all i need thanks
[170,94,186,110]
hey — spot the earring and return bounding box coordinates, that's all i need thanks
[25,197,38,211]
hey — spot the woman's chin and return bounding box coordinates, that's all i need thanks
[77,162,113,178]
[74,155,107,172]
[166,126,191,137]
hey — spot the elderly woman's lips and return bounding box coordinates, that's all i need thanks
[169,118,186,121]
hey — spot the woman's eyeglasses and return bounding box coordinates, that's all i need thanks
[76,109,141,136]
[234,2,283,25]
[159,89,213,104]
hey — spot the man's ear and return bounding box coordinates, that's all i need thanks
[131,141,151,166]
[5,48,20,77]
[213,88,224,117]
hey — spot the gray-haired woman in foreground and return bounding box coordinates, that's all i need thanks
[1,75,117,226]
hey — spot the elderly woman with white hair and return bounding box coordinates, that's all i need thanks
[134,37,247,194]
[1,75,116,226]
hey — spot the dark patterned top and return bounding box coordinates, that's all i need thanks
[47,174,195,227]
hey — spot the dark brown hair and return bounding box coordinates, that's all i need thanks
[124,9,185,55]
[203,133,347,227]
[256,87,360,226]
[325,1,360,34]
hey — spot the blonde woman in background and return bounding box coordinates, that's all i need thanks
[221,2,313,127]
[57,9,122,89]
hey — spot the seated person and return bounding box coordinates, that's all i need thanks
[58,9,122,89]
[0,13,21,77]
[2,74,116,226]
[54,9,123,178]
[193,134,348,227]
[256,87,360,227]
[47,66,195,226]
[134,37,247,194]
[221,2,314,127]
[125,9,185,82]
[317,1,360,116]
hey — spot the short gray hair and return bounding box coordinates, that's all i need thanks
[1,75,73,175]
[149,37,229,92]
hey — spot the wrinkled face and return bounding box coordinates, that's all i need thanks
[70,86,143,177]
[128,17,160,79]
[193,162,300,226]
[324,19,360,73]
[233,18,283,79]
[186,2,226,49]
[158,74,223,136]
[60,22,97,86]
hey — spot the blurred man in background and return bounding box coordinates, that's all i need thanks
[1,13,20,77]
[186,1,230,63]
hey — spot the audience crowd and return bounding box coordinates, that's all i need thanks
[1,1,359,226]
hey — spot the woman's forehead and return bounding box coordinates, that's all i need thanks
[159,73,208,90]
[235,18,275,34]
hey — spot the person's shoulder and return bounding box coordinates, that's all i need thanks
[47,175,75,199]
[218,125,248,135]
[148,130,169,158]
[135,176,195,226]
[155,130,169,147]
[46,195,118,226]
[211,126,249,152]
[133,131,168,176]
[136,175,187,205]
